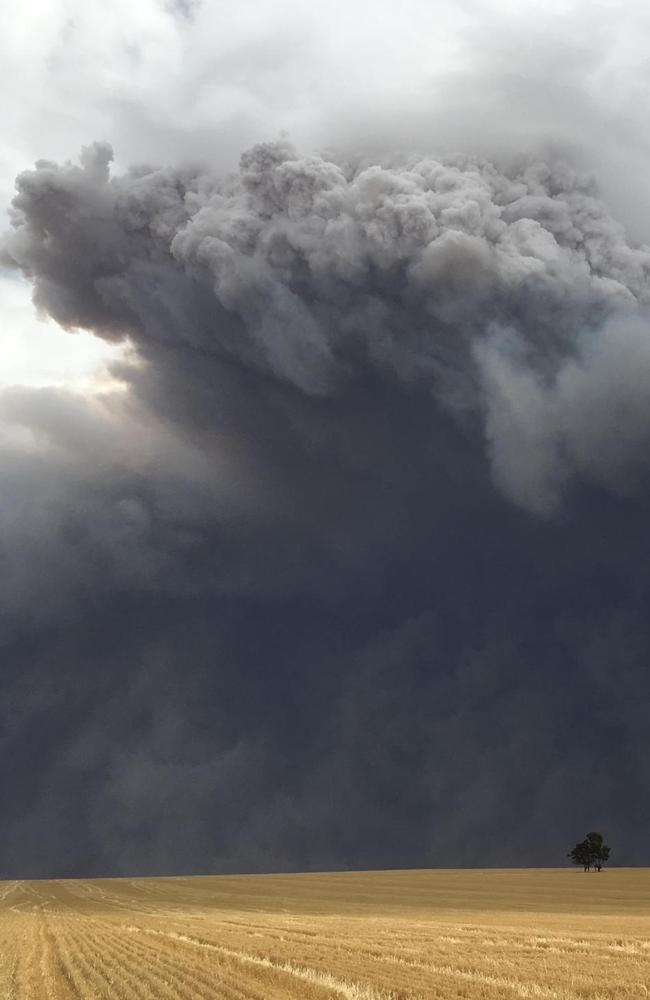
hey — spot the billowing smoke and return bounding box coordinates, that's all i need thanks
[6,140,650,514]
[1,140,650,875]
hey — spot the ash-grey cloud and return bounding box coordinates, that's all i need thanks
[5,141,650,513]
[3,139,650,875]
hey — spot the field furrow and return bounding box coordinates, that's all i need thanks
[0,870,647,999]
[125,923,396,1000]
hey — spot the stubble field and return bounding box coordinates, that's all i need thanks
[0,867,648,999]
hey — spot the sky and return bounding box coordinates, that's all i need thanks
[1,0,650,876]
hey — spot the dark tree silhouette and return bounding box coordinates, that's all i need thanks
[568,831,611,871]
[568,840,592,871]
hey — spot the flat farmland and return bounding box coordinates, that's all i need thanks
[0,868,648,999]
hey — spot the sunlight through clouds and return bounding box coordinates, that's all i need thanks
[0,276,125,390]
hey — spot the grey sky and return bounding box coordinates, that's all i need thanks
[1,0,650,876]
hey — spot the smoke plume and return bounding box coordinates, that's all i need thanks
[7,140,650,512]
[1,139,650,874]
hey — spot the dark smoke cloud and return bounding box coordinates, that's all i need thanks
[6,140,650,512]
[1,140,650,875]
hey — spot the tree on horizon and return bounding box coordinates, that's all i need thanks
[568,831,611,871]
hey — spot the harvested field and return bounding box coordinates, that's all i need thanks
[0,868,648,998]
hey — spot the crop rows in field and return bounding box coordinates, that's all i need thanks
[0,869,648,998]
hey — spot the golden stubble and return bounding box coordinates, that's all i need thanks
[0,868,648,998]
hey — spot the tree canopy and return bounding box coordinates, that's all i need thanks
[568,831,611,871]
